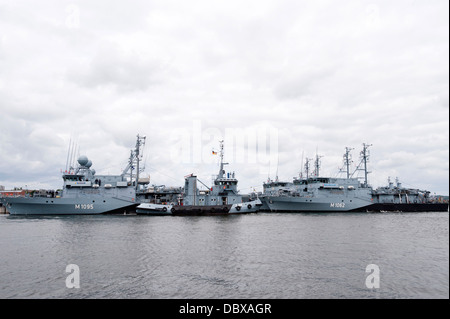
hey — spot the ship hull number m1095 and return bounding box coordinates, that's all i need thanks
[75,204,94,209]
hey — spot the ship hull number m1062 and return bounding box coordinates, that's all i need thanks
[330,202,345,208]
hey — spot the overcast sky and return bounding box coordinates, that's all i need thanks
[0,0,448,195]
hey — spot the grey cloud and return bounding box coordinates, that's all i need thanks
[0,0,448,195]
[274,68,337,100]
[68,44,168,92]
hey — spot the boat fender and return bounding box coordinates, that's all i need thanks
[171,207,175,214]
[247,204,252,209]
[236,205,241,211]
[162,207,167,212]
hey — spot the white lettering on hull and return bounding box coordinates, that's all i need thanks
[75,204,94,209]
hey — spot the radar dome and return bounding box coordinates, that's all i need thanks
[86,160,92,168]
[77,155,89,166]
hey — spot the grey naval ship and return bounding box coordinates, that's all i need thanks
[260,144,448,213]
[1,135,146,215]
[369,177,449,212]
[137,140,262,215]
[261,144,374,212]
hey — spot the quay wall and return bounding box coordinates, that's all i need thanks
[0,203,9,214]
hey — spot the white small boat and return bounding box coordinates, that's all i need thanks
[136,203,173,215]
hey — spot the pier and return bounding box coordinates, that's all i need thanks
[0,203,8,214]
[1,188,24,214]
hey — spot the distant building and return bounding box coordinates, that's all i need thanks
[0,185,4,191]
[0,190,26,197]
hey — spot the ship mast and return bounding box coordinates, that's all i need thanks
[340,147,353,179]
[65,136,72,172]
[361,143,371,187]
[299,151,304,179]
[134,134,146,191]
[304,158,311,179]
[351,143,372,187]
[313,151,323,178]
[275,155,279,182]
[121,134,146,190]
[217,140,228,180]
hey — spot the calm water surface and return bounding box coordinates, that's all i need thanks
[0,212,448,299]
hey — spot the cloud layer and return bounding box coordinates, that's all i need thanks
[0,0,448,194]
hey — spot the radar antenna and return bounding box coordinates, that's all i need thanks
[121,134,146,191]
[339,147,354,179]
[351,143,372,187]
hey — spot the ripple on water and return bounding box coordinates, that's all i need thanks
[0,212,448,298]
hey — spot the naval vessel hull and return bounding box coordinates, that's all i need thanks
[261,196,448,213]
[262,196,373,212]
[170,199,262,216]
[362,203,449,212]
[1,197,138,215]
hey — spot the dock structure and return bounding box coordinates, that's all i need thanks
[0,203,9,214]
[1,189,25,214]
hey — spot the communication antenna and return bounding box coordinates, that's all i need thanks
[304,157,312,179]
[351,143,372,187]
[299,151,304,179]
[120,134,146,191]
[275,154,279,182]
[339,147,354,179]
[217,140,228,179]
[313,148,323,177]
[65,137,72,172]
[66,134,79,172]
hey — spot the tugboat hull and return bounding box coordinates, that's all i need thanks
[171,199,262,216]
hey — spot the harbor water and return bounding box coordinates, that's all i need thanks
[0,212,448,299]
